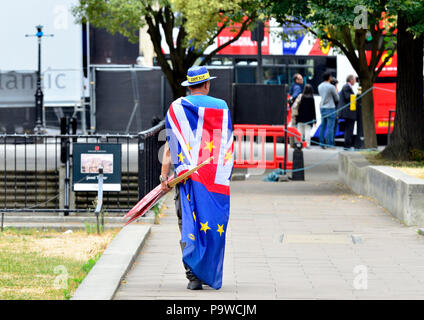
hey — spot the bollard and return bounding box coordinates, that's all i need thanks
[291,142,305,181]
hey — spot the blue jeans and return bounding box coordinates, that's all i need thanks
[319,108,336,146]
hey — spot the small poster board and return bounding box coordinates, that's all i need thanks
[72,143,122,192]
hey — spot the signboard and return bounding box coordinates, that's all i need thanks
[0,71,36,107]
[72,144,122,192]
[0,0,84,107]
[282,25,306,55]
[217,22,270,55]
[160,19,282,56]
[308,38,331,56]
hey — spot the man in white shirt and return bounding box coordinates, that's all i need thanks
[318,72,339,148]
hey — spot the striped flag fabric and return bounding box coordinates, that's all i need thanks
[166,97,233,289]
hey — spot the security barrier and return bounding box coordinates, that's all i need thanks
[233,124,304,169]
[0,120,165,214]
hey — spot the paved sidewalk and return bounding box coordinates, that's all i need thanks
[115,148,424,300]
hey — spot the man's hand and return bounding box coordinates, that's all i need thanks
[161,179,171,192]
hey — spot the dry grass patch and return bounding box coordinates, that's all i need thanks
[0,228,119,300]
[363,151,424,179]
[395,167,424,179]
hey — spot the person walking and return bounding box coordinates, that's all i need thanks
[160,66,233,291]
[338,75,357,149]
[331,78,339,139]
[292,84,316,148]
[318,72,339,148]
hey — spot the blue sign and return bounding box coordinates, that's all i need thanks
[282,23,310,55]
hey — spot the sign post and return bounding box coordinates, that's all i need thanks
[72,143,121,231]
[95,166,104,234]
[251,21,265,84]
[72,143,122,192]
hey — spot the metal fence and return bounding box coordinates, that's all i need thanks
[0,120,165,214]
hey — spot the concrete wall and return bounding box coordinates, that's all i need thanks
[339,152,424,226]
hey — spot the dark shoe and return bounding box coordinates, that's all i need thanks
[187,279,203,290]
[320,145,327,149]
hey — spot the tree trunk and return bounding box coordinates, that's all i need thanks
[381,15,424,160]
[360,76,378,149]
[169,75,188,99]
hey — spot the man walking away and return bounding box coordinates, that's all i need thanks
[318,72,339,148]
[160,66,233,291]
[338,75,357,149]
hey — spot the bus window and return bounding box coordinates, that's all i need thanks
[263,66,286,85]
[235,65,257,83]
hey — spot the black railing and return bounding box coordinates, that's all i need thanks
[138,120,166,200]
[0,120,165,214]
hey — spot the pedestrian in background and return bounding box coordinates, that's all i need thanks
[318,72,339,149]
[292,84,316,148]
[288,73,304,106]
[331,78,339,140]
[338,75,357,149]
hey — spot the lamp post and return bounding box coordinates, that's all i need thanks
[25,25,53,134]
[251,21,264,84]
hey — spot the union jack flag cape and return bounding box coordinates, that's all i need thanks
[165,96,233,289]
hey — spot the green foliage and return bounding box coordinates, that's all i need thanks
[409,149,424,162]
[72,0,146,43]
[267,0,398,75]
[64,253,102,300]
[386,0,424,35]
[84,222,102,234]
[72,0,261,56]
[72,0,262,97]
[0,244,81,300]
[266,0,424,150]
[151,203,160,217]
[172,0,264,49]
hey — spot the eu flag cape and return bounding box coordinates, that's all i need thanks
[165,97,233,289]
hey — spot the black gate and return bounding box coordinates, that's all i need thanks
[0,121,165,214]
[92,66,233,133]
[232,84,287,125]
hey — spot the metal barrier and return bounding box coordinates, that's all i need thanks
[0,120,165,214]
[233,124,304,170]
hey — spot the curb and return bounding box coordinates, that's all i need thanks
[71,224,151,300]
[1,212,155,230]
[231,173,246,181]
[2,215,152,223]
[339,152,424,226]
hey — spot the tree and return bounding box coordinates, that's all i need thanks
[380,1,424,160]
[73,0,262,99]
[268,0,397,149]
